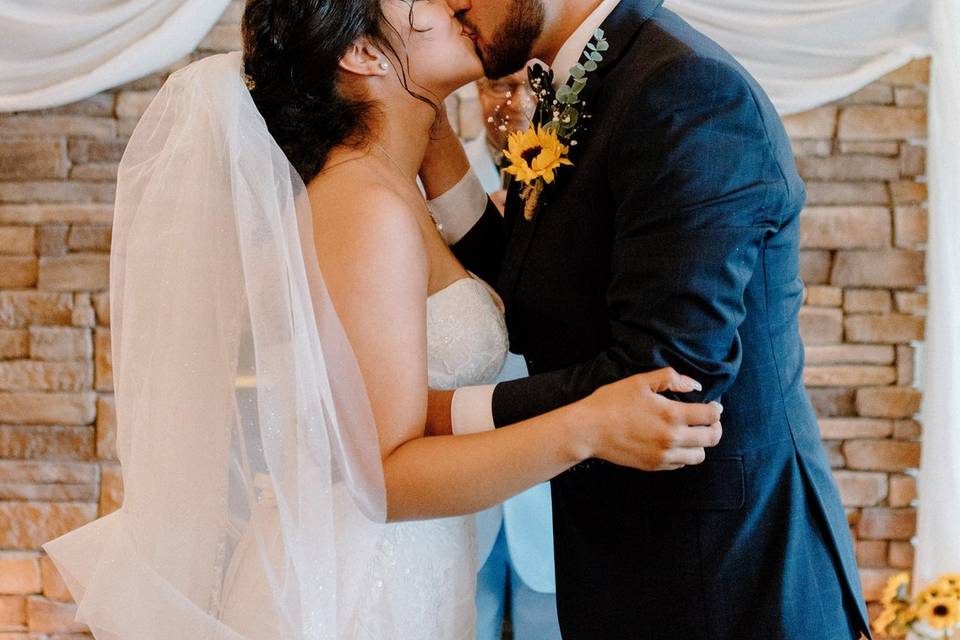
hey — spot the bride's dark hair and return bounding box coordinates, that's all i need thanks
[242,0,439,183]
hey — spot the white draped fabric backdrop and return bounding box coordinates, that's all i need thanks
[0,0,955,589]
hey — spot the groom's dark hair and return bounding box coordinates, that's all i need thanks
[242,0,440,183]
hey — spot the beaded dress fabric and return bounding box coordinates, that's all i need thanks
[220,275,509,638]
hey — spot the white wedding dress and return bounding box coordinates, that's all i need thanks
[220,276,510,639]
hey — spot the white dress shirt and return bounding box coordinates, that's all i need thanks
[428,0,623,435]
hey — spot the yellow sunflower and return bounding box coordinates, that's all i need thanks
[503,124,573,187]
[937,574,960,596]
[872,606,899,635]
[918,596,960,631]
[882,572,911,605]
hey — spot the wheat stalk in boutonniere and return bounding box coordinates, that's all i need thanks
[504,28,609,221]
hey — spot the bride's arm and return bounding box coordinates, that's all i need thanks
[314,188,721,522]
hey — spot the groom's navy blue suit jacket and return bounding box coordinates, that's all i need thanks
[452,1,870,638]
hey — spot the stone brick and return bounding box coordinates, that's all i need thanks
[0,139,67,180]
[70,293,94,329]
[839,83,894,105]
[896,345,915,386]
[844,439,921,472]
[99,464,123,517]
[0,461,97,484]
[823,440,845,468]
[69,162,119,182]
[783,107,837,139]
[798,306,842,344]
[26,597,88,634]
[0,330,28,360]
[838,141,900,156]
[0,553,40,595]
[881,58,930,85]
[0,292,73,329]
[791,139,832,157]
[893,419,922,439]
[37,254,109,292]
[843,289,892,314]
[0,482,97,502]
[799,250,832,284]
[67,140,126,164]
[0,257,37,288]
[838,107,926,140]
[894,87,927,107]
[844,314,925,344]
[888,541,914,568]
[114,91,157,121]
[796,155,900,181]
[832,470,888,507]
[36,224,67,257]
[857,387,922,419]
[893,206,927,247]
[856,540,888,567]
[0,116,115,140]
[39,558,70,603]
[803,365,895,387]
[0,503,97,549]
[799,207,890,249]
[92,293,109,326]
[94,330,111,392]
[900,144,925,177]
[805,344,894,365]
[889,180,927,204]
[0,227,34,255]
[857,507,916,540]
[831,250,925,288]
[889,474,917,507]
[95,394,116,461]
[0,203,114,224]
[818,418,893,439]
[804,182,889,206]
[894,291,927,315]
[0,361,92,392]
[804,285,842,307]
[28,328,91,362]
[0,595,26,631]
[0,392,96,425]
[0,426,95,461]
[65,225,110,252]
[808,387,857,417]
[37,93,114,118]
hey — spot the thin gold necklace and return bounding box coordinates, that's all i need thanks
[372,141,444,236]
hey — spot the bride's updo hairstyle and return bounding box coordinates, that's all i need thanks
[242,0,438,183]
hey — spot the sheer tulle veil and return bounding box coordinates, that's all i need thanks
[43,52,387,639]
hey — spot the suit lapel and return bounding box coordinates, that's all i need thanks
[498,0,664,309]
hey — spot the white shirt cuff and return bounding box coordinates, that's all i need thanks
[426,169,488,245]
[451,384,497,435]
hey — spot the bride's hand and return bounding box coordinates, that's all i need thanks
[577,368,723,471]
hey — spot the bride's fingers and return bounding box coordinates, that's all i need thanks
[642,367,702,394]
[663,446,707,467]
[672,422,723,448]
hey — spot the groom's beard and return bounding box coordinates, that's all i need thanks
[472,0,545,79]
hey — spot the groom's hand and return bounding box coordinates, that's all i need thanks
[582,368,723,471]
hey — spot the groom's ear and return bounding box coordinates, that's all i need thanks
[339,38,392,77]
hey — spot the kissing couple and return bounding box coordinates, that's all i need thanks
[44,0,870,638]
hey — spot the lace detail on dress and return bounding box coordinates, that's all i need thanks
[426,277,509,390]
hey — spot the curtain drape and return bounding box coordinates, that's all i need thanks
[0,0,230,111]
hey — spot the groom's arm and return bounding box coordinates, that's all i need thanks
[487,56,801,427]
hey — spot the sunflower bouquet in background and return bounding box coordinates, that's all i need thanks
[874,573,960,638]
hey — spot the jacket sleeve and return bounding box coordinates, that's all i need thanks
[450,197,509,288]
[491,56,800,427]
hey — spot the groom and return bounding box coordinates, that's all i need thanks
[421,0,870,638]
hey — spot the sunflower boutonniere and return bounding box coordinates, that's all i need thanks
[504,28,609,221]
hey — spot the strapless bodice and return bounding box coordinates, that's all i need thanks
[426,277,509,390]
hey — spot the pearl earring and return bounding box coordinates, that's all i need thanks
[379,62,390,71]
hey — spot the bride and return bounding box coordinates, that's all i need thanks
[43,0,723,638]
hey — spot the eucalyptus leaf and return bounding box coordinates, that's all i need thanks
[586,42,597,51]
[583,60,598,72]
[562,106,579,127]
[570,64,586,79]
[588,51,602,61]
[594,28,605,40]
[572,78,587,93]
[557,91,577,105]
[596,40,610,51]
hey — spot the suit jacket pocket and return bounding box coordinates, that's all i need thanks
[600,455,745,512]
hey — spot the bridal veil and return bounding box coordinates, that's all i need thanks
[43,52,387,639]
